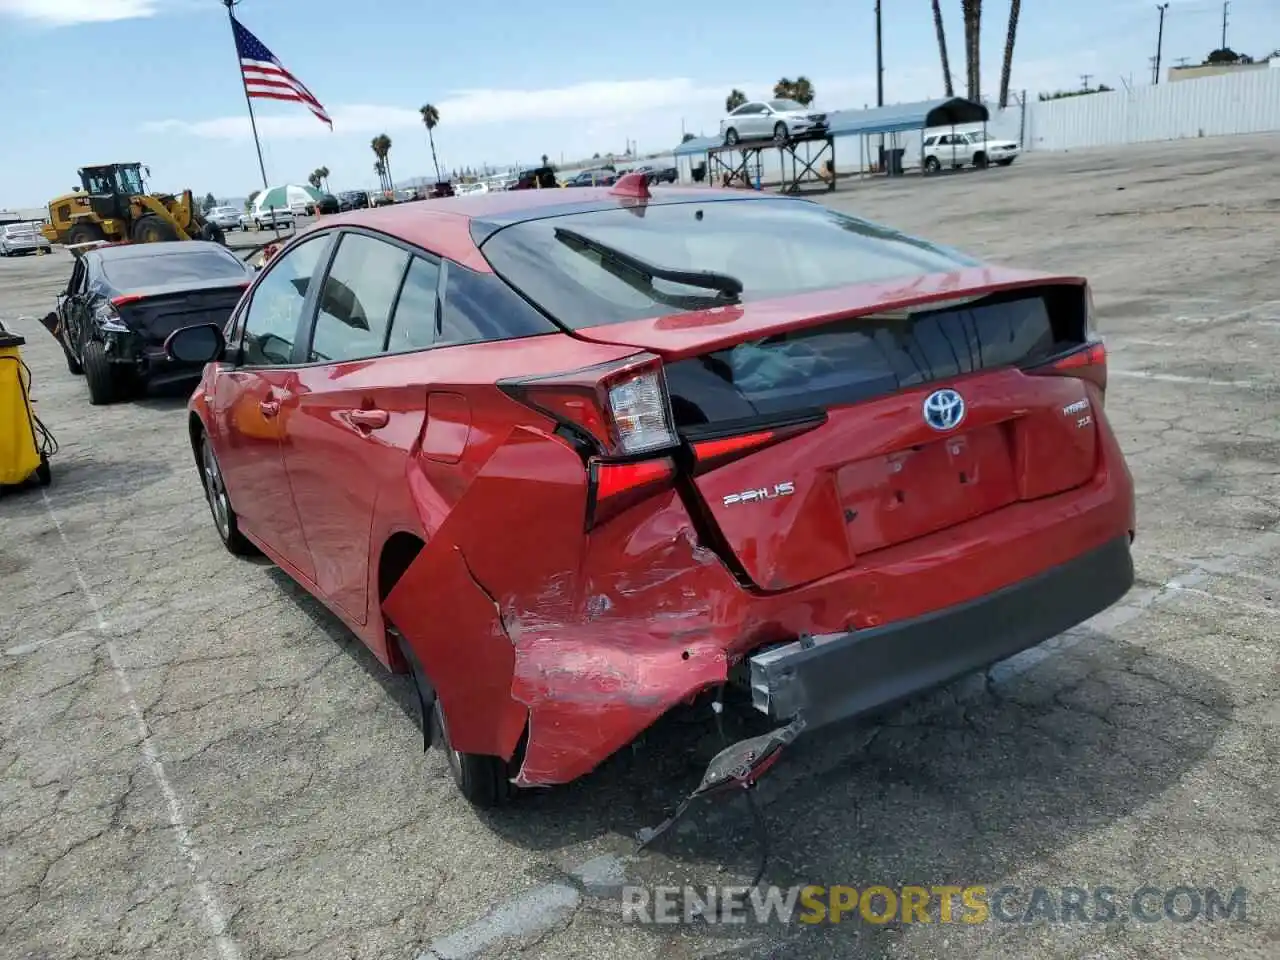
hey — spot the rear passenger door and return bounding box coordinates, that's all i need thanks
[279,229,435,625]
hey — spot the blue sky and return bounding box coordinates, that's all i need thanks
[1,0,1276,206]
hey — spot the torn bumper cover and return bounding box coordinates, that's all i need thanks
[746,535,1134,728]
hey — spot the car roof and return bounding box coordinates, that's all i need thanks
[89,240,239,262]
[298,186,763,265]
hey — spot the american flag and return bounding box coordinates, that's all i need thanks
[232,16,332,129]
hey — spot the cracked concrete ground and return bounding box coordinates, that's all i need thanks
[2,134,1278,960]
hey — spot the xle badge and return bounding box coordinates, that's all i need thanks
[723,482,795,507]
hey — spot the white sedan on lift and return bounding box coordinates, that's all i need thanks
[720,99,829,146]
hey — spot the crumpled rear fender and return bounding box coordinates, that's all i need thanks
[382,425,749,786]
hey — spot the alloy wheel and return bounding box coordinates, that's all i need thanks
[202,440,230,541]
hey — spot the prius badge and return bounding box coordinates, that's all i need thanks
[923,388,966,432]
[723,482,795,507]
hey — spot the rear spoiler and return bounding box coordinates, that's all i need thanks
[66,240,125,260]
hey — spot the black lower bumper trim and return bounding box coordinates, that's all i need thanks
[749,535,1135,727]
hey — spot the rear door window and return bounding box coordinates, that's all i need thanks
[307,233,410,363]
[385,256,441,353]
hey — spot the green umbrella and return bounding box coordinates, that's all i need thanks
[254,183,324,210]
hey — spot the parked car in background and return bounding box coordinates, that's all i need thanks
[509,167,558,189]
[0,221,53,256]
[49,240,253,404]
[168,176,1135,808]
[206,206,242,231]
[249,207,296,231]
[565,169,617,187]
[720,99,828,145]
[315,194,341,214]
[923,130,1020,172]
[339,191,370,212]
[454,182,490,196]
[633,163,677,184]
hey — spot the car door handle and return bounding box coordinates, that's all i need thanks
[259,399,280,417]
[348,408,389,430]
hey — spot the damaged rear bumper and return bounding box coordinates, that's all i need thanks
[746,535,1135,728]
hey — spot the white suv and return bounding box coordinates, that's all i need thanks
[923,130,1019,173]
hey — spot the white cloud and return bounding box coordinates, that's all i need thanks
[141,78,744,142]
[0,0,160,24]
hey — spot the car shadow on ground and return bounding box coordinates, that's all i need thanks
[260,560,1228,936]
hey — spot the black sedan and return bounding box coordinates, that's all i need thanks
[47,242,253,405]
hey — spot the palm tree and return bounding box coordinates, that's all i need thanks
[371,134,393,193]
[725,88,747,112]
[998,0,1020,109]
[931,0,955,97]
[318,165,331,192]
[962,0,982,101]
[419,104,442,182]
[373,159,387,193]
[773,77,816,105]
[308,170,322,189]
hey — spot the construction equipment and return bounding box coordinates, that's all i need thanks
[40,163,225,249]
[0,322,56,490]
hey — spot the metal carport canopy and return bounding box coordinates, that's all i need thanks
[671,97,989,154]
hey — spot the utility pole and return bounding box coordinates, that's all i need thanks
[1221,1,1229,50]
[874,0,884,107]
[1081,74,1093,91]
[1154,3,1169,85]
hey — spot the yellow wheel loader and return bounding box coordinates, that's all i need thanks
[40,163,226,249]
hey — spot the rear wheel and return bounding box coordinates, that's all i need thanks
[131,214,179,243]
[199,221,226,245]
[773,122,788,144]
[82,341,121,405]
[724,127,739,146]
[392,627,517,808]
[924,156,941,173]
[200,434,255,555]
[67,222,107,246]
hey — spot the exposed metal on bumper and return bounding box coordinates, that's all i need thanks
[748,535,1135,727]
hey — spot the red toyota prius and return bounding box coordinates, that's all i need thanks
[168,174,1135,806]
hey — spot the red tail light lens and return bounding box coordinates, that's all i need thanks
[110,294,144,307]
[1029,339,1107,395]
[688,419,824,475]
[588,457,677,528]
[500,353,678,457]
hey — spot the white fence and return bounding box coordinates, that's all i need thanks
[1023,66,1280,152]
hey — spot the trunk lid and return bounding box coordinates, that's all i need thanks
[586,273,1101,591]
[116,281,247,346]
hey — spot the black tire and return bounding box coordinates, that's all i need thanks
[724,127,739,146]
[199,433,255,556]
[82,341,120,405]
[199,221,227,245]
[67,221,107,246]
[131,214,180,243]
[773,121,788,144]
[974,152,989,169]
[394,629,516,808]
[924,156,941,173]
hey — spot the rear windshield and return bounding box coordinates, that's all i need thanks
[665,287,1088,429]
[102,249,250,289]
[478,198,979,329]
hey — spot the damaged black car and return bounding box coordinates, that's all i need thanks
[47,241,254,405]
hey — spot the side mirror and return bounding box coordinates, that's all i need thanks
[165,323,225,364]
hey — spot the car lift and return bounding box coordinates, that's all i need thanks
[706,131,836,194]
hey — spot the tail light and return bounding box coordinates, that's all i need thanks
[1029,286,1107,396]
[500,353,681,528]
[95,300,130,333]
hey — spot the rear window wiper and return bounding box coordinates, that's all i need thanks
[553,226,744,306]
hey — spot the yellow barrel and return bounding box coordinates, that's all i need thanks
[0,327,46,486]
